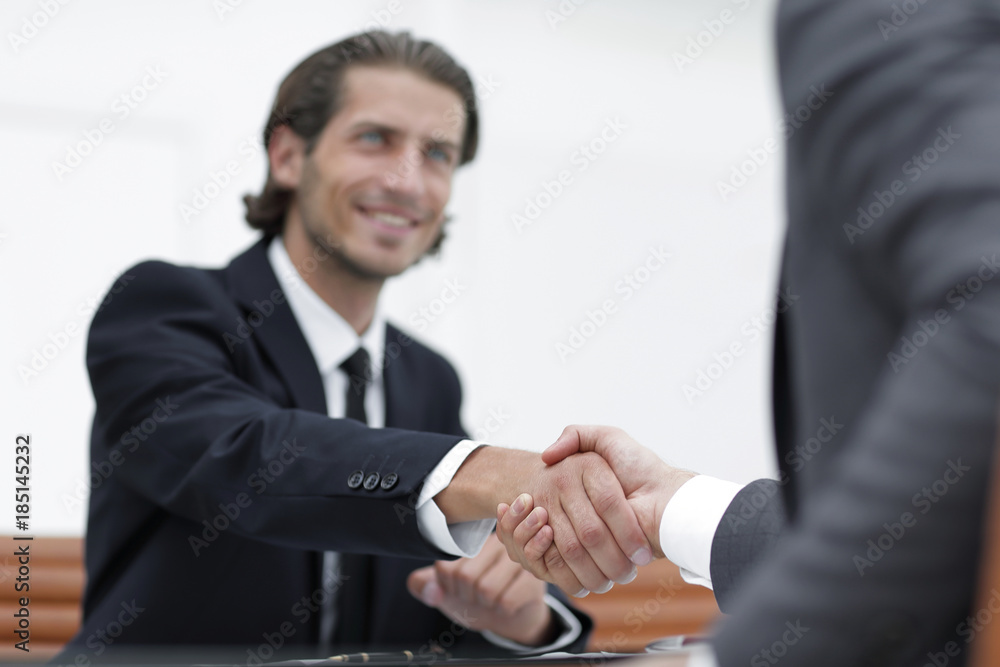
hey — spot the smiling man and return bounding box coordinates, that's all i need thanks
[57,32,656,663]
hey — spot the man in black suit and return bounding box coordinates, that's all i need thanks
[498,0,1000,665]
[60,31,663,664]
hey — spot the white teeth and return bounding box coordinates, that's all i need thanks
[368,211,411,228]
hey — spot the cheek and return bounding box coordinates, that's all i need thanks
[430,177,453,213]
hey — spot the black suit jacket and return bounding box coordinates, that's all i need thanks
[59,237,588,663]
[707,1,1000,665]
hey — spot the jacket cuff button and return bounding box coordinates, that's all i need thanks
[363,472,381,491]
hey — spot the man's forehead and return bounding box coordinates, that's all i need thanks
[337,66,465,144]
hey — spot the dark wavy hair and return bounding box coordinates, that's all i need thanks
[243,31,480,246]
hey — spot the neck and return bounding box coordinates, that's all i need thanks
[281,216,382,336]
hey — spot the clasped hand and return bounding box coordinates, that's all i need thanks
[495,425,694,597]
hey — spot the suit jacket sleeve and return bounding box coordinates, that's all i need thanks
[711,1,1000,665]
[86,259,463,560]
[710,479,787,612]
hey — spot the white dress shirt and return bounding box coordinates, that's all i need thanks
[658,475,745,667]
[267,238,580,652]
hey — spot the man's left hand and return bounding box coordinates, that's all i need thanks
[407,533,557,647]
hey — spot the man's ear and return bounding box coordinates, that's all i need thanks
[268,125,306,189]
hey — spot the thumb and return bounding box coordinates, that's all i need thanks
[542,425,594,465]
[407,567,444,607]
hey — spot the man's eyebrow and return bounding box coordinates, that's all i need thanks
[347,121,399,136]
[427,138,461,154]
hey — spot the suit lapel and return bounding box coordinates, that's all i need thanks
[383,323,420,430]
[224,237,327,415]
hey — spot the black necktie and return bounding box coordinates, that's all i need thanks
[328,348,373,649]
[340,348,371,424]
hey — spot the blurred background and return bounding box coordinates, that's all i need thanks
[1,0,783,537]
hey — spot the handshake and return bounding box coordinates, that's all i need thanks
[408,425,696,647]
[492,425,695,598]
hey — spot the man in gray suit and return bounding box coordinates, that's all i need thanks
[498,0,1000,664]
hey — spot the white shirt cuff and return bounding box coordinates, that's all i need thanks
[415,440,495,557]
[685,643,720,667]
[480,594,583,654]
[659,475,743,589]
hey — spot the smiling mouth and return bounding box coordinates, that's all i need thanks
[358,206,419,230]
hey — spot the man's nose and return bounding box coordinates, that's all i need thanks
[387,146,427,198]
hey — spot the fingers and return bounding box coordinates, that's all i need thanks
[542,424,630,466]
[497,496,549,576]
[407,566,443,607]
[542,425,588,465]
[448,536,504,605]
[474,548,528,609]
[498,495,587,596]
[513,506,553,564]
[547,491,616,595]
[546,452,645,589]
[494,566,547,616]
[583,464,651,571]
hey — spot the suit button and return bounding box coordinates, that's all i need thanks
[363,472,380,491]
[381,473,398,490]
[347,470,364,489]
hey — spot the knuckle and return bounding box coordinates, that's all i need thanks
[543,545,568,571]
[477,582,500,606]
[454,569,476,591]
[578,522,606,549]
[592,489,622,516]
[499,596,522,617]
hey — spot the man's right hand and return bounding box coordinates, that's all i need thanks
[496,425,695,595]
[435,446,652,596]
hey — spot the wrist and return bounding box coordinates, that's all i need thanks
[649,469,696,559]
[505,603,555,647]
[435,447,540,523]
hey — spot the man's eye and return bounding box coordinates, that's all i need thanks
[360,131,383,144]
[427,147,450,163]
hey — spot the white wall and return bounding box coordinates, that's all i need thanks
[1,0,784,536]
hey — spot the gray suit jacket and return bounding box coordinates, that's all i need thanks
[708,1,1000,664]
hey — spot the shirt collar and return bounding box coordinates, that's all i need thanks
[267,237,386,381]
